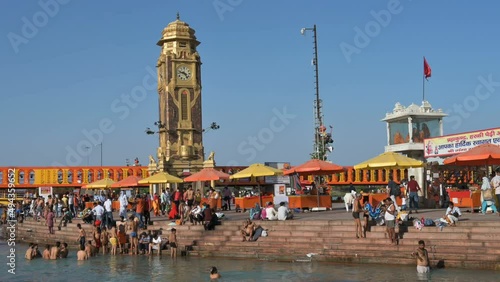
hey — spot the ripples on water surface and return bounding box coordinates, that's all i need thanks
[1,243,498,281]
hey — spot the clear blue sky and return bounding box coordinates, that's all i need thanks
[1,0,499,168]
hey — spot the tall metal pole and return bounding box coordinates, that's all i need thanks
[422,57,425,102]
[302,25,324,161]
[100,142,103,166]
[312,25,324,160]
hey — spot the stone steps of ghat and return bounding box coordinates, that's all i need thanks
[194,238,500,255]
[14,219,500,270]
[18,219,500,243]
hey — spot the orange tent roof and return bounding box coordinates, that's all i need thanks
[110,175,147,188]
[283,159,344,176]
[443,143,500,166]
[184,168,230,182]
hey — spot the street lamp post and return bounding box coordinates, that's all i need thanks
[84,146,90,166]
[301,24,325,161]
[96,142,103,166]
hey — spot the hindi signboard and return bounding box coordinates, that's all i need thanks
[424,127,500,158]
[264,162,290,184]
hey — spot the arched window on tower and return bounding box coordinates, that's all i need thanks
[181,90,188,120]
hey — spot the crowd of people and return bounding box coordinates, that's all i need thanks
[25,241,69,260]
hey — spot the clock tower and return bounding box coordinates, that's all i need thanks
[156,14,204,176]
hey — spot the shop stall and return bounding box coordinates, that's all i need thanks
[234,195,274,210]
[200,197,222,209]
[287,195,331,209]
[360,187,405,207]
[447,189,481,211]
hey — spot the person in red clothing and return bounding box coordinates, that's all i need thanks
[173,188,183,214]
[407,175,421,214]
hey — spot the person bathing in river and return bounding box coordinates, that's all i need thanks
[412,240,430,274]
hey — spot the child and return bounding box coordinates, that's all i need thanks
[101,227,109,254]
[401,194,407,211]
[109,233,118,255]
[46,207,55,234]
[210,266,221,279]
[169,228,177,258]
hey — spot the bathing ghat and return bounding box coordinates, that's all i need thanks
[9,206,500,271]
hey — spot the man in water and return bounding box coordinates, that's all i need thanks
[210,266,221,279]
[50,241,60,260]
[59,242,69,258]
[412,240,430,274]
[128,215,139,255]
[42,245,50,259]
[76,223,86,250]
[25,243,34,260]
[169,228,177,258]
[77,245,88,260]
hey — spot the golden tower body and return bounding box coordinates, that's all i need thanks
[155,14,204,177]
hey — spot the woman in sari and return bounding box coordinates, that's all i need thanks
[168,202,178,219]
[249,203,261,220]
[152,193,160,217]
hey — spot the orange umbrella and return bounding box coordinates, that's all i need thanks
[110,175,147,188]
[184,168,230,182]
[443,143,500,166]
[284,159,344,208]
[283,159,344,175]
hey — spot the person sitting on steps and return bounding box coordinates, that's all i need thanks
[445,202,461,226]
[241,219,256,242]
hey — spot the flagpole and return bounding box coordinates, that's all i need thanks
[422,56,425,102]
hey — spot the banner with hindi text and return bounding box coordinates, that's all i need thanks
[424,127,500,158]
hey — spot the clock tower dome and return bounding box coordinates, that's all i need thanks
[156,13,204,176]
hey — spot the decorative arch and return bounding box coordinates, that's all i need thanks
[77,169,83,184]
[108,170,114,180]
[67,170,74,184]
[18,170,25,184]
[29,170,35,185]
[57,169,63,184]
[88,170,94,183]
[97,169,103,180]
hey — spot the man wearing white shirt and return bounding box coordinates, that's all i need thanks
[148,232,162,255]
[103,196,113,228]
[160,189,168,215]
[119,192,129,222]
[445,202,461,226]
[277,202,293,221]
[265,203,278,221]
[92,202,105,225]
[492,168,500,211]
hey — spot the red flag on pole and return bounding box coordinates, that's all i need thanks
[424,57,432,80]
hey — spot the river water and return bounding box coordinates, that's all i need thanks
[0,242,498,281]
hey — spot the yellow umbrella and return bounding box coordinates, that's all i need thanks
[353,152,424,170]
[138,171,184,184]
[82,178,116,189]
[230,163,283,206]
[229,163,283,179]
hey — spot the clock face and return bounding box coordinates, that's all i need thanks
[177,66,192,81]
